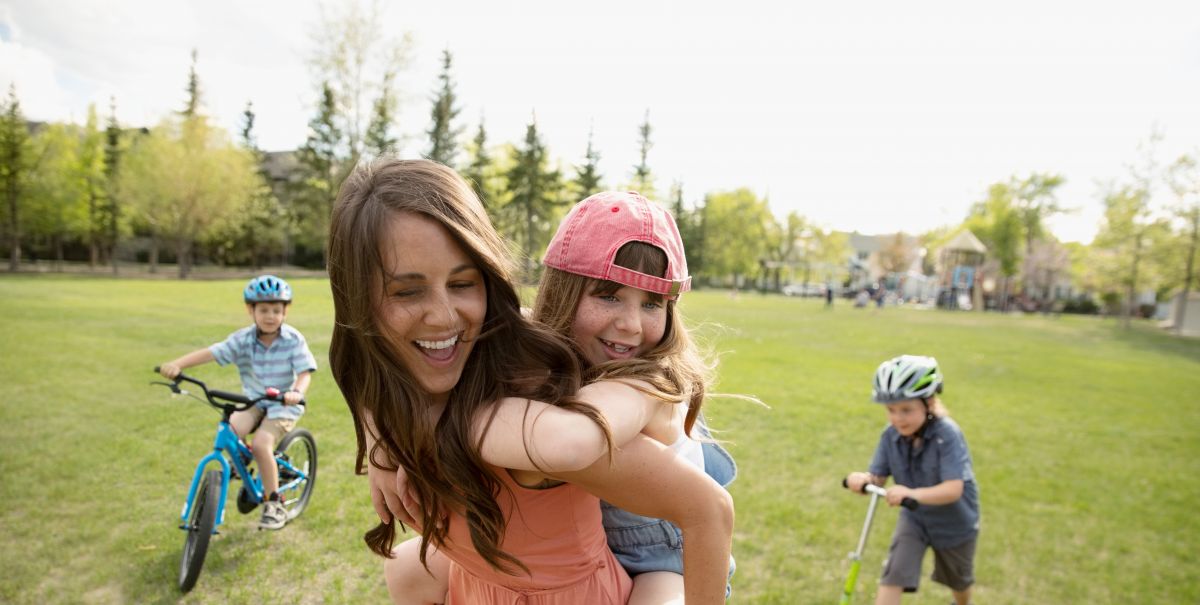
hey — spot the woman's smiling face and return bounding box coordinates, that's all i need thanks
[375,211,487,402]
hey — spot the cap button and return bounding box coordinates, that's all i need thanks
[611,207,619,213]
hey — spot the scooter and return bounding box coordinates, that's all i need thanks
[839,478,918,604]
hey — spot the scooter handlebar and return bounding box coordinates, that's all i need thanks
[842,477,919,510]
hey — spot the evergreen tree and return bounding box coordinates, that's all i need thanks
[240,100,257,152]
[506,115,562,274]
[463,119,492,205]
[80,105,107,268]
[631,109,655,199]
[295,82,343,266]
[365,70,399,157]
[103,98,123,274]
[182,49,201,118]
[426,49,462,166]
[0,84,29,271]
[572,127,602,199]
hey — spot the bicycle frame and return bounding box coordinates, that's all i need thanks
[178,417,313,531]
[179,420,246,531]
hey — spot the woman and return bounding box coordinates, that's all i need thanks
[328,158,732,604]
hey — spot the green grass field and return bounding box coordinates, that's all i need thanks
[1,276,1197,604]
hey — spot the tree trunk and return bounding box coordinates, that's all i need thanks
[177,240,192,279]
[7,193,18,271]
[149,233,159,274]
[1175,218,1198,335]
[53,234,63,272]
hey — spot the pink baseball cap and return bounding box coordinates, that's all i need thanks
[543,191,692,299]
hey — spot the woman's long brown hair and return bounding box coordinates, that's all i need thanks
[532,241,715,437]
[327,158,613,574]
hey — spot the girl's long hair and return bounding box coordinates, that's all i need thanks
[532,241,714,436]
[327,158,612,574]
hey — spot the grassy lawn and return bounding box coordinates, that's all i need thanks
[1,276,1197,604]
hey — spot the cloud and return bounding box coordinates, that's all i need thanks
[0,38,70,120]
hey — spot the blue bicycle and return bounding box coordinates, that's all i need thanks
[151,368,318,592]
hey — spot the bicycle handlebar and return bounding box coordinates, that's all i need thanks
[842,477,919,510]
[151,367,306,412]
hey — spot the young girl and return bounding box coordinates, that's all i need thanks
[380,191,737,604]
[329,160,733,605]
[844,355,980,605]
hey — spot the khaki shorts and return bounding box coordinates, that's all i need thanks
[880,514,976,592]
[231,406,296,444]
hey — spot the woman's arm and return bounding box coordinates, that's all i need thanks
[475,379,663,472]
[552,435,734,605]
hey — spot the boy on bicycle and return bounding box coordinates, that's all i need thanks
[844,355,980,605]
[159,275,317,530]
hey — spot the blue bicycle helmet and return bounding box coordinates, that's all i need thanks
[872,355,943,403]
[243,275,293,304]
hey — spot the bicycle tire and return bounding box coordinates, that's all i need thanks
[178,469,220,592]
[275,428,317,521]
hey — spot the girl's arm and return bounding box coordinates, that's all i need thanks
[552,435,734,605]
[886,479,963,507]
[475,379,662,472]
[158,348,216,379]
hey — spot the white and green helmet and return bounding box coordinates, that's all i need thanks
[872,355,943,403]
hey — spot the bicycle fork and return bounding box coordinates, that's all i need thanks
[840,486,883,604]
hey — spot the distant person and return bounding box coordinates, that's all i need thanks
[844,355,980,605]
[855,289,869,308]
[158,275,317,530]
[825,283,834,307]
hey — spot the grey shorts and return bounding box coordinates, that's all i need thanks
[880,514,976,592]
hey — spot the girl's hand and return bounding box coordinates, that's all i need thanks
[368,461,422,530]
[885,485,916,507]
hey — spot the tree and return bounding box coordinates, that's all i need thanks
[79,105,108,268]
[121,115,260,278]
[103,98,124,274]
[426,49,462,166]
[668,182,704,278]
[214,100,286,269]
[308,0,410,166]
[0,84,30,271]
[1093,184,1162,327]
[463,118,505,213]
[25,123,88,269]
[1011,172,1066,264]
[1166,153,1200,334]
[629,109,655,199]
[365,69,399,158]
[699,188,771,286]
[811,228,851,286]
[763,210,807,290]
[295,82,343,265]
[878,232,916,276]
[965,182,1023,309]
[181,49,201,118]
[1022,238,1071,303]
[505,115,563,274]
[572,126,602,200]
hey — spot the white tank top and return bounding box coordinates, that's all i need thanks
[669,432,706,472]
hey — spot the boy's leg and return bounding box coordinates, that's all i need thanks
[384,535,450,605]
[628,572,684,605]
[876,514,925,604]
[930,537,976,605]
[875,585,903,605]
[252,417,295,497]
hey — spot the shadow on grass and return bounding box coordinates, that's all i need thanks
[1102,320,1200,364]
[124,525,261,604]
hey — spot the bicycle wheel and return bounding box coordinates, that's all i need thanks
[179,469,220,592]
[275,428,317,520]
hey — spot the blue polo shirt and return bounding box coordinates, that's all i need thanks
[209,323,318,421]
[868,416,980,549]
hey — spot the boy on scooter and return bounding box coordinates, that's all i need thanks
[845,355,980,605]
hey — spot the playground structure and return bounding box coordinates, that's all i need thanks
[936,229,987,311]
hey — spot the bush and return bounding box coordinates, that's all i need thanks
[1062,298,1100,315]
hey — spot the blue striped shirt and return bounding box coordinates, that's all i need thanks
[209,323,318,421]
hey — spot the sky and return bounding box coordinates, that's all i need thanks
[3,0,1199,244]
